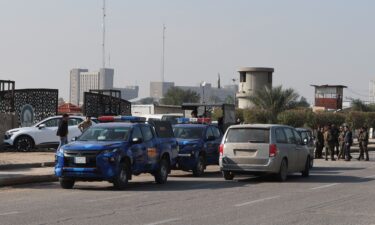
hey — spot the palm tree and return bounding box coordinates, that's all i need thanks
[249,85,300,123]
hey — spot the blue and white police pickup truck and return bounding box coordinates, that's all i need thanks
[55,116,178,189]
[173,118,222,176]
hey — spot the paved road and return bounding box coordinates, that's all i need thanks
[0,153,375,225]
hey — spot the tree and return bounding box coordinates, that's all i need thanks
[160,87,200,105]
[351,99,369,112]
[249,85,300,123]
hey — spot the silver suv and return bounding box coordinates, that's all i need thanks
[219,124,311,181]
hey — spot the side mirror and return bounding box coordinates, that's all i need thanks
[71,137,78,142]
[131,137,143,144]
[303,138,308,145]
[38,124,46,129]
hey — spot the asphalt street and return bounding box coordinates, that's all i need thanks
[0,152,374,225]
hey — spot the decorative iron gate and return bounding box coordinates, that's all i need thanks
[83,92,131,117]
[0,88,58,126]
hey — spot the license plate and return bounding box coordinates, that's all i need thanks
[74,157,86,164]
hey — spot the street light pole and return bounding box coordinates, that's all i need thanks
[201,81,206,104]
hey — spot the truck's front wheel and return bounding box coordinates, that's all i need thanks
[154,158,169,184]
[59,178,75,189]
[113,162,129,190]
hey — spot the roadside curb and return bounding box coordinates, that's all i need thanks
[0,162,55,170]
[0,174,58,187]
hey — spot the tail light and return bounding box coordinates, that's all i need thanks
[219,144,224,156]
[269,144,277,157]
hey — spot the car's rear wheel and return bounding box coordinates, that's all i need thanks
[14,136,34,151]
[192,155,205,177]
[154,157,169,184]
[276,159,288,182]
[302,157,310,177]
[59,178,75,189]
[113,162,130,190]
[223,171,235,180]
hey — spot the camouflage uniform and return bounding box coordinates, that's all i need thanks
[324,128,336,161]
[358,128,369,161]
[338,129,346,160]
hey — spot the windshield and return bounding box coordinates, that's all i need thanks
[78,126,131,141]
[173,127,204,139]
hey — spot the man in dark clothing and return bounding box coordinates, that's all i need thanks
[315,126,324,159]
[344,125,353,161]
[331,124,340,157]
[57,114,69,150]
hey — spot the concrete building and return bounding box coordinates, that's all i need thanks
[70,68,139,105]
[236,67,274,109]
[311,84,347,110]
[150,82,175,100]
[150,81,237,104]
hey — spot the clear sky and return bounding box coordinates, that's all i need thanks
[1,0,374,103]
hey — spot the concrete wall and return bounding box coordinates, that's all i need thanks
[0,113,18,145]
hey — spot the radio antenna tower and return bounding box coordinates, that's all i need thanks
[161,24,166,82]
[102,0,106,68]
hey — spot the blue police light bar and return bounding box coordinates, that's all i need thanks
[177,117,211,124]
[177,118,190,124]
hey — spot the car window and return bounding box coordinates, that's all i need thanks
[300,131,308,141]
[292,129,302,144]
[283,128,296,144]
[206,127,214,139]
[211,126,221,139]
[225,128,270,143]
[173,127,204,139]
[79,127,130,141]
[68,118,83,126]
[275,128,287,144]
[131,127,143,140]
[141,125,154,142]
[42,118,59,127]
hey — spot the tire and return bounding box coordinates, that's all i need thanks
[276,159,288,182]
[223,171,234,180]
[59,178,75,189]
[113,162,130,190]
[302,157,310,177]
[154,157,169,184]
[192,155,205,177]
[14,136,34,152]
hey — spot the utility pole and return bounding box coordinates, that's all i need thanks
[102,0,106,69]
[161,24,166,83]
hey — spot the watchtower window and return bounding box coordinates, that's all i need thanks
[240,72,246,82]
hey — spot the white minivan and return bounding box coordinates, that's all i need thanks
[219,124,311,181]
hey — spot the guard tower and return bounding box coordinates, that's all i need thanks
[236,67,274,109]
[311,84,347,110]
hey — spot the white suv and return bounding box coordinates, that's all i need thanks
[3,116,93,151]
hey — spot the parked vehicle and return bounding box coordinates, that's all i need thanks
[55,116,178,189]
[3,115,93,151]
[140,113,183,125]
[296,128,315,168]
[219,124,311,181]
[173,118,222,176]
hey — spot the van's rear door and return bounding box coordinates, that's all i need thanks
[223,127,270,165]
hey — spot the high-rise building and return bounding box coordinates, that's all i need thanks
[70,68,138,105]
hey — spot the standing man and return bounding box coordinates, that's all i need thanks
[338,126,346,160]
[78,116,92,133]
[344,125,353,161]
[358,126,369,161]
[57,114,69,150]
[324,124,336,161]
[315,126,324,159]
[331,124,340,157]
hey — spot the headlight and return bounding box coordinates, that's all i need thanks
[102,148,119,154]
[5,130,19,137]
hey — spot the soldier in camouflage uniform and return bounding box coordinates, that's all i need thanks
[358,126,369,161]
[324,124,336,161]
[338,126,346,160]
